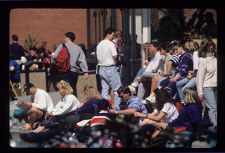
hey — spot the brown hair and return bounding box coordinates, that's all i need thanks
[198,37,216,58]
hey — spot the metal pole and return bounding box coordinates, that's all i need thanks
[98,10,101,41]
[93,10,97,45]
[130,9,136,79]
[86,9,91,49]
[111,9,116,29]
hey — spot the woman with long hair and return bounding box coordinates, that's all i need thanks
[197,37,217,128]
[33,80,80,132]
[135,87,179,128]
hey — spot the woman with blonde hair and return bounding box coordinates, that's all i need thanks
[33,80,80,132]
[157,87,203,135]
[81,85,102,103]
[77,85,110,114]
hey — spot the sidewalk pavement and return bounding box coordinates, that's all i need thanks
[9,92,61,148]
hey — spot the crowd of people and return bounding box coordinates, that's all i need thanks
[9,28,217,148]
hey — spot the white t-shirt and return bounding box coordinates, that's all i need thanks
[96,39,117,66]
[160,102,179,123]
[52,94,80,116]
[32,88,54,112]
[193,51,199,70]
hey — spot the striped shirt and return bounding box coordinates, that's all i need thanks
[169,54,181,68]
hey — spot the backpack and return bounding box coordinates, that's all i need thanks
[55,43,70,73]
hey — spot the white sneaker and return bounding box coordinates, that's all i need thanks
[142,100,147,104]
[145,93,156,104]
[131,81,139,88]
[128,85,136,95]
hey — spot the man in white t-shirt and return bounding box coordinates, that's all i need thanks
[96,28,122,109]
[21,83,54,130]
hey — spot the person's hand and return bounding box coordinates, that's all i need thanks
[135,112,145,118]
[45,112,53,118]
[25,102,33,107]
[169,77,176,83]
[144,60,149,66]
[187,71,193,79]
[198,94,204,101]
[109,109,116,113]
[83,73,88,80]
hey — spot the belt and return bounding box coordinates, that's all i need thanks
[99,65,115,67]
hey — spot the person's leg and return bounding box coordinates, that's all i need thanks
[133,67,146,83]
[70,72,79,97]
[176,78,189,103]
[32,125,46,133]
[203,87,217,127]
[99,67,111,101]
[108,66,122,107]
[151,76,161,94]
[164,81,178,100]
[137,82,145,99]
[182,77,197,89]
[28,107,44,130]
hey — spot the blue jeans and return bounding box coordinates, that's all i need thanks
[99,66,122,108]
[176,77,197,102]
[203,87,217,127]
[133,67,146,82]
[158,77,169,88]
[176,78,189,102]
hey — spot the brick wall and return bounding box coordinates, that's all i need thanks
[10,9,87,52]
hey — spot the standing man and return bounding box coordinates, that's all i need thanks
[96,28,122,109]
[52,32,89,96]
[9,34,25,63]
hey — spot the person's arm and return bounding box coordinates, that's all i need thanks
[79,48,89,72]
[165,61,173,76]
[51,44,63,59]
[110,41,118,64]
[109,108,137,115]
[196,58,206,101]
[169,73,181,82]
[9,61,15,72]
[145,111,166,122]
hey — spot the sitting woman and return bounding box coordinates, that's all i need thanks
[75,85,107,114]
[33,80,80,132]
[135,87,179,129]
[33,85,109,133]
[154,87,203,137]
